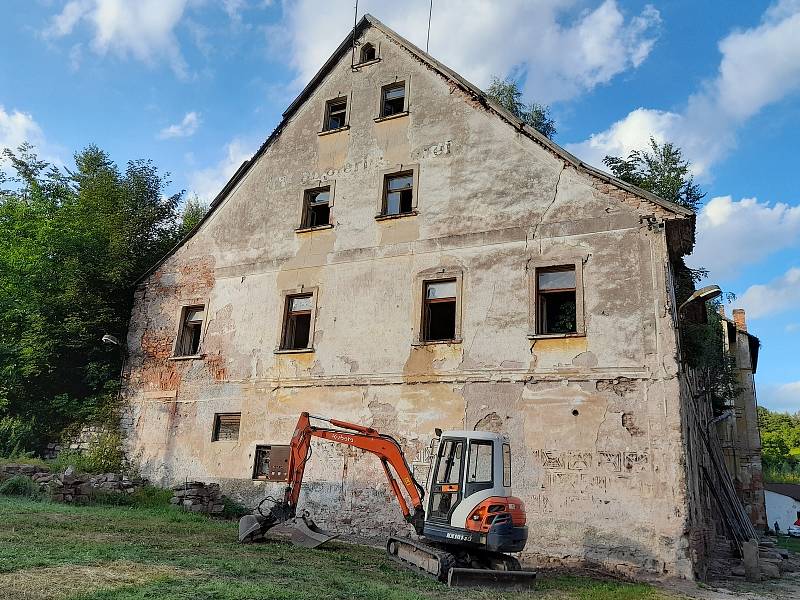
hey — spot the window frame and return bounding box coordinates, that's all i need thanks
[211,412,241,442]
[275,287,318,354]
[375,77,410,122]
[376,165,419,219]
[528,259,585,339]
[413,267,463,345]
[355,41,380,66]
[171,302,208,359]
[297,184,334,231]
[320,95,350,135]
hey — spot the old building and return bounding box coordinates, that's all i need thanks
[121,15,746,580]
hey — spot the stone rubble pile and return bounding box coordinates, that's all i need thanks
[170,481,225,514]
[0,463,144,504]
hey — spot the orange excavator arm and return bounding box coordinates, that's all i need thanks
[282,412,426,533]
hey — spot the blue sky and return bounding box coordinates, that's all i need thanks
[1,1,798,412]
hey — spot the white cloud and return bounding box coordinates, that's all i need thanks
[44,0,191,78]
[567,1,800,175]
[187,139,255,202]
[687,196,800,279]
[276,0,660,104]
[738,267,800,319]
[759,381,800,413]
[158,112,201,139]
[0,106,45,153]
[786,323,800,333]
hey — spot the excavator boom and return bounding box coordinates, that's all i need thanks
[238,412,425,544]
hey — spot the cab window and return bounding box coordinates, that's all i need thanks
[502,443,511,487]
[467,440,493,483]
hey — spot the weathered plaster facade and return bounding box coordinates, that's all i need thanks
[122,16,703,580]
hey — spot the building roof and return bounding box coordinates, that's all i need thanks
[765,483,800,502]
[136,14,695,284]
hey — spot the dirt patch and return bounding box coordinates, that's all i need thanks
[0,561,195,600]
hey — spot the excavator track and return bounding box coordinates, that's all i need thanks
[386,536,456,582]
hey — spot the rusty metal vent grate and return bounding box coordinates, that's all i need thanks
[212,413,241,441]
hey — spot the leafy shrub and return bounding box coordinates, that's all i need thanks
[50,431,126,474]
[0,475,41,498]
[220,496,251,520]
[0,417,37,457]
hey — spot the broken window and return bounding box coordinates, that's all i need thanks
[536,267,577,334]
[301,187,331,228]
[381,82,405,117]
[359,43,376,62]
[212,413,241,441]
[252,444,291,481]
[423,279,457,342]
[324,98,347,131]
[382,171,414,216]
[175,305,204,356]
[281,294,313,350]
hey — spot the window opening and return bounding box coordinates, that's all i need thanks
[383,172,413,216]
[423,279,456,342]
[324,98,347,131]
[537,267,577,334]
[212,413,241,441]
[467,440,493,483]
[359,43,376,62]
[252,445,291,481]
[281,294,313,350]
[381,82,405,117]
[502,443,511,487]
[302,187,330,228]
[176,305,204,356]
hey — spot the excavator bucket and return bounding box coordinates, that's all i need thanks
[447,567,537,589]
[285,514,339,549]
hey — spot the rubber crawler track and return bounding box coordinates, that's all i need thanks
[386,536,456,582]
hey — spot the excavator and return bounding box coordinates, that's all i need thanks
[238,412,536,588]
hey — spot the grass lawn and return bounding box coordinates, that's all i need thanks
[0,497,685,600]
[777,535,800,554]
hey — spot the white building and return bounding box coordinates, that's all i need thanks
[764,483,800,532]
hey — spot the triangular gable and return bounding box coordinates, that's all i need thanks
[138,14,694,283]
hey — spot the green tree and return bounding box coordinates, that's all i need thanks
[177,196,209,238]
[486,77,557,139]
[0,143,184,453]
[761,431,791,465]
[603,137,704,211]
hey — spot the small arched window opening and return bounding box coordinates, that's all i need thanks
[360,43,376,63]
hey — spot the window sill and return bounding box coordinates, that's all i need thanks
[295,224,333,233]
[374,111,408,123]
[318,125,349,137]
[352,58,381,69]
[412,338,463,346]
[274,348,315,355]
[211,439,238,443]
[169,354,204,361]
[527,332,585,340]
[375,210,418,221]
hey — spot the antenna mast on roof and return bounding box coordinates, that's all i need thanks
[351,0,359,68]
[426,0,433,53]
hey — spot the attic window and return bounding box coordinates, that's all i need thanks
[324,98,347,131]
[536,267,577,335]
[359,43,376,62]
[175,305,204,356]
[382,171,414,216]
[381,82,406,117]
[302,186,331,228]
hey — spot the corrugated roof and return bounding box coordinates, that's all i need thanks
[136,14,695,284]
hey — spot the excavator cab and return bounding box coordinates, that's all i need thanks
[423,431,528,554]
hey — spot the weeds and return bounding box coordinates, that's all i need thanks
[0,475,41,499]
